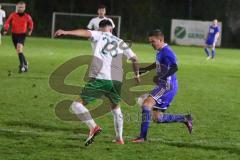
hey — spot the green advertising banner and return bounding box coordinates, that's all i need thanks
[171,19,222,46]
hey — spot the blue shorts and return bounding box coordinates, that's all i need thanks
[206,38,214,46]
[150,80,178,111]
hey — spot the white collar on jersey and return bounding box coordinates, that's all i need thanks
[162,43,168,49]
[157,43,168,51]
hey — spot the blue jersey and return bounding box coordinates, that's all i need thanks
[207,25,219,44]
[156,44,177,83]
[150,44,178,109]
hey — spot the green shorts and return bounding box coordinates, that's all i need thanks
[0,25,2,31]
[80,78,122,105]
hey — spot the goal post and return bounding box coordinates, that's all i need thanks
[51,12,121,38]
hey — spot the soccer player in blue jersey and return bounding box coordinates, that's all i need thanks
[131,29,193,143]
[204,19,220,60]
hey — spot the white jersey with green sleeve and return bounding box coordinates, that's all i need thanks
[0,9,6,25]
[88,30,135,82]
[87,17,115,30]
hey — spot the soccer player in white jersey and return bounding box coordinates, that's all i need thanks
[0,5,6,44]
[55,20,140,146]
[87,5,115,31]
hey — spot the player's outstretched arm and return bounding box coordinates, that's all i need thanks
[129,56,140,84]
[159,64,178,81]
[54,29,92,38]
[139,63,156,75]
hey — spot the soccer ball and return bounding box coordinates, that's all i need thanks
[21,67,26,72]
[137,94,149,106]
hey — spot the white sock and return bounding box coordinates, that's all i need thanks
[112,107,123,140]
[71,101,96,129]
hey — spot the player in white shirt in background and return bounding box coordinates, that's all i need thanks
[87,4,115,31]
[54,20,140,146]
[0,5,6,45]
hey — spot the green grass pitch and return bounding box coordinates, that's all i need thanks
[0,36,240,160]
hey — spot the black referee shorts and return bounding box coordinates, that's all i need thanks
[12,33,27,49]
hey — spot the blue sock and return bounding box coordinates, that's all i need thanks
[139,106,151,139]
[204,48,210,57]
[211,49,216,58]
[157,114,186,123]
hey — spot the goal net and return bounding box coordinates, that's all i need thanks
[51,12,121,38]
[0,3,16,17]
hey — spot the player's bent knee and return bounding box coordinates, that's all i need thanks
[142,97,156,108]
[110,103,120,110]
[74,96,86,105]
[16,44,23,53]
[152,112,160,123]
[16,48,21,53]
[152,115,158,123]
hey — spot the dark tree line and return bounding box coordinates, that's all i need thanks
[1,0,240,48]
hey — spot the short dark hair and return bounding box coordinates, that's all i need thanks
[98,4,106,9]
[17,1,26,5]
[99,19,113,28]
[148,29,164,38]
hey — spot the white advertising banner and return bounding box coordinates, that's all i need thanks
[171,19,222,46]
